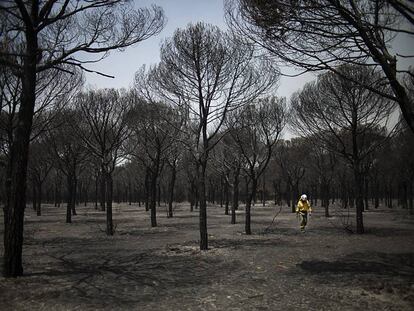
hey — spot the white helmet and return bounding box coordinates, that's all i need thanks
[300,194,307,201]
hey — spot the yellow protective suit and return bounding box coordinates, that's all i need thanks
[296,199,312,230]
[296,199,312,213]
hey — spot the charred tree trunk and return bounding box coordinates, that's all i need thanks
[199,157,208,250]
[244,175,249,204]
[189,183,195,212]
[409,180,413,215]
[66,174,74,224]
[144,167,150,212]
[36,183,42,216]
[54,178,58,207]
[354,166,364,234]
[286,182,291,210]
[231,167,240,225]
[321,179,330,217]
[262,172,266,207]
[220,177,224,208]
[292,181,299,212]
[401,181,408,209]
[195,187,199,210]
[245,177,257,235]
[364,177,369,211]
[196,107,209,248]
[106,172,114,235]
[387,182,393,208]
[224,179,229,216]
[94,174,98,209]
[150,170,158,227]
[157,181,161,208]
[374,180,380,208]
[32,183,37,211]
[84,184,88,207]
[72,176,77,216]
[128,181,132,206]
[168,163,177,218]
[100,169,106,211]
[3,25,38,277]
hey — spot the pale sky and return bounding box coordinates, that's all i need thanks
[84,0,413,106]
[84,0,315,100]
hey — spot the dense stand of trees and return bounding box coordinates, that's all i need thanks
[290,65,396,233]
[1,2,412,279]
[14,115,412,225]
[136,22,280,250]
[12,120,413,221]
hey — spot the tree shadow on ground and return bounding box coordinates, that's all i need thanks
[8,248,241,309]
[207,237,295,249]
[258,227,314,236]
[297,252,414,304]
[25,236,94,246]
[116,228,177,237]
[363,227,414,238]
[298,252,414,277]
[24,218,71,225]
[162,221,199,230]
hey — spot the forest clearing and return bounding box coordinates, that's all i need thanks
[1,1,414,310]
[1,202,413,310]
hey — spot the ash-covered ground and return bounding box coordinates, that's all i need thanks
[1,202,413,310]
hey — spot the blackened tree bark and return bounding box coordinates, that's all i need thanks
[127,100,179,227]
[75,89,134,236]
[228,97,286,235]
[100,168,106,211]
[0,0,165,277]
[199,153,208,249]
[261,172,266,207]
[224,174,230,216]
[291,65,394,234]
[94,170,99,209]
[105,172,114,235]
[231,166,240,225]
[3,28,37,276]
[128,181,132,206]
[72,175,77,216]
[167,160,178,218]
[144,167,150,212]
[32,184,37,211]
[66,173,75,223]
[275,141,307,213]
[139,23,278,250]
[227,0,414,132]
[149,168,158,227]
[46,109,88,222]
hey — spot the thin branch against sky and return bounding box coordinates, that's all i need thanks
[84,0,413,102]
[83,0,316,99]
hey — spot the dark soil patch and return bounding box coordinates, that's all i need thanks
[1,203,413,310]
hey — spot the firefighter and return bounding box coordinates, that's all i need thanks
[296,194,312,231]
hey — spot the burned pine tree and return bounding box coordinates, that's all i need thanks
[226,0,414,132]
[73,89,134,235]
[139,22,279,250]
[290,64,396,233]
[0,0,165,277]
[27,136,53,216]
[165,142,184,218]
[127,99,181,227]
[227,97,286,234]
[46,109,89,223]
[274,139,308,213]
[210,134,243,221]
